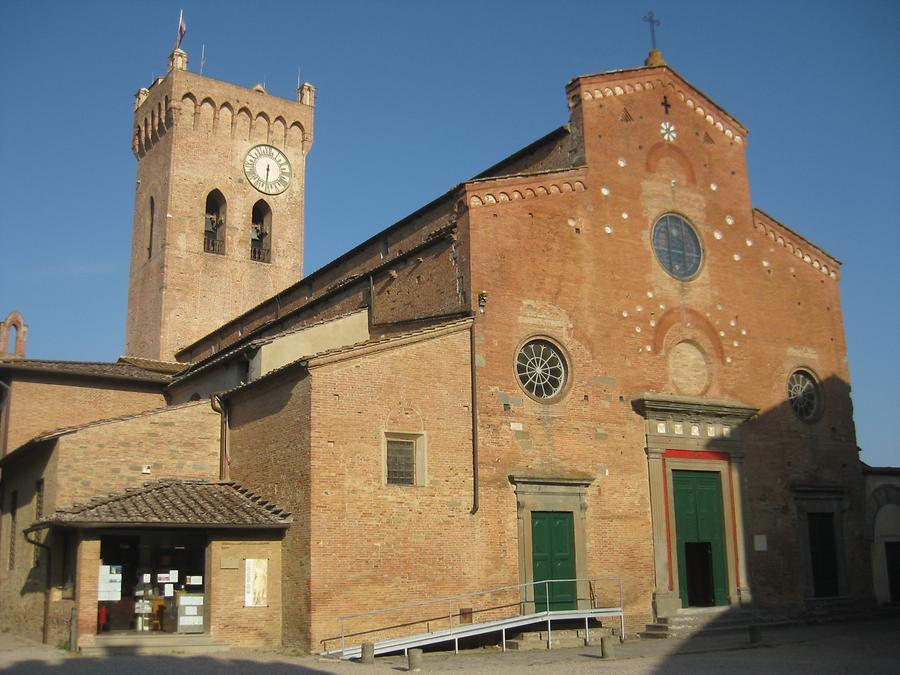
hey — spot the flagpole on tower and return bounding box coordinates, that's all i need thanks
[175,9,187,50]
[200,44,206,75]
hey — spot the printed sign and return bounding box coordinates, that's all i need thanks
[245,559,268,607]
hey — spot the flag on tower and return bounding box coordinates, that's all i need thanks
[176,9,187,49]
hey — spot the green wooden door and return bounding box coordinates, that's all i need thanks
[531,511,577,611]
[673,471,729,607]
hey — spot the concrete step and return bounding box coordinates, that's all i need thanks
[640,608,778,640]
[81,633,230,656]
[506,626,612,650]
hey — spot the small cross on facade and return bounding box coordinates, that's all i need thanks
[643,11,660,51]
[661,95,671,114]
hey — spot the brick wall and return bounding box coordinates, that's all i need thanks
[207,533,283,647]
[0,443,55,641]
[177,188,464,363]
[306,326,476,649]
[127,67,314,361]
[74,533,100,650]
[461,64,863,620]
[228,372,312,648]
[4,376,164,453]
[54,401,219,509]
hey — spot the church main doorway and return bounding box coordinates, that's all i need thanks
[531,511,577,611]
[673,471,728,607]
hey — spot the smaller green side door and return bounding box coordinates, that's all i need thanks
[531,511,577,611]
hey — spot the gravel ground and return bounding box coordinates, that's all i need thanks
[1,617,898,674]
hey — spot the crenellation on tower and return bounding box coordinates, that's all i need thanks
[125,48,315,362]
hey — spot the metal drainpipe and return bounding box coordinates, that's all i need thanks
[23,527,52,644]
[469,319,479,514]
[210,395,229,480]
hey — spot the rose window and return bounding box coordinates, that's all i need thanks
[516,340,567,400]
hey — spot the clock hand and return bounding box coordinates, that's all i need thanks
[265,164,271,182]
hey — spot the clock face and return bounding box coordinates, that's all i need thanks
[243,145,292,195]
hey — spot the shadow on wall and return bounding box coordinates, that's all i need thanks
[637,372,875,663]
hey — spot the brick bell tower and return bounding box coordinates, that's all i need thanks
[125,47,316,362]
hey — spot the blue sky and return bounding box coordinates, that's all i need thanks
[0,1,897,466]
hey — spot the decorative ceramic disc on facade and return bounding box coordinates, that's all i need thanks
[660,121,677,142]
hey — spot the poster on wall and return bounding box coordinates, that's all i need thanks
[244,558,268,607]
[97,564,123,601]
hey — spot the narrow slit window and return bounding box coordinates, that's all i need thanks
[147,197,154,259]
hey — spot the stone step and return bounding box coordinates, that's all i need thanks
[640,608,782,640]
[81,634,230,656]
[506,625,612,650]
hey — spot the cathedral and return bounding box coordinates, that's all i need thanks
[0,41,894,655]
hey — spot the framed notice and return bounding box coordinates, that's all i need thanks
[245,558,268,607]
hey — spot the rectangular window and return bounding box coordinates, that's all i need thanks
[384,433,426,486]
[8,491,17,571]
[387,439,415,485]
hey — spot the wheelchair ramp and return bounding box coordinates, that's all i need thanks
[321,577,625,659]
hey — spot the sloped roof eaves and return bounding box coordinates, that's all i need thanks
[38,480,291,529]
[568,63,748,135]
[0,359,172,384]
[220,315,473,400]
[174,226,457,373]
[752,208,842,267]
[169,308,373,389]
[471,125,572,180]
[176,189,467,360]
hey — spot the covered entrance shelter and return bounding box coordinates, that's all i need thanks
[29,479,291,652]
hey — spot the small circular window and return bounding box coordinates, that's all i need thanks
[516,339,568,401]
[787,370,822,422]
[652,213,703,279]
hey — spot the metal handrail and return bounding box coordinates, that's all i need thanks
[328,576,624,656]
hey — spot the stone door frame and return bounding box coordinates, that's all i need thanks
[509,475,594,612]
[633,393,757,618]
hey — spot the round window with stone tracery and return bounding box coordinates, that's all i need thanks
[516,339,568,401]
[787,370,822,423]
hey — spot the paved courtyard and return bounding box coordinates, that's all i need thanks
[1,617,898,674]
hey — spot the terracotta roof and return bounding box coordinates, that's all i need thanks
[116,356,186,375]
[39,479,291,529]
[0,358,172,383]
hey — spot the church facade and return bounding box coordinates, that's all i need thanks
[0,46,876,652]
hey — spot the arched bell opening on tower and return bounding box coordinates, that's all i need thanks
[250,199,271,263]
[204,190,227,255]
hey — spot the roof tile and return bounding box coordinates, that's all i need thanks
[41,479,291,528]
